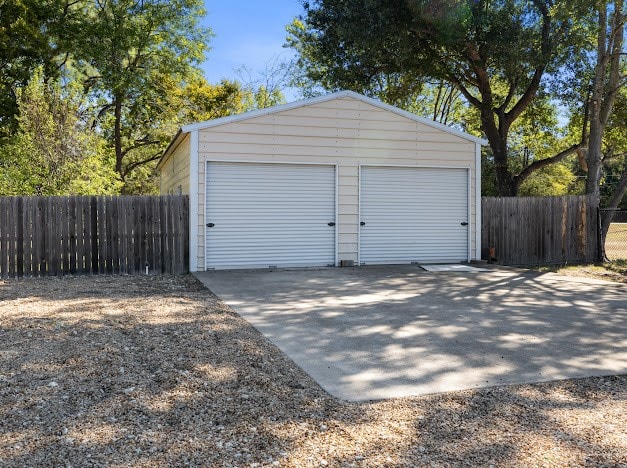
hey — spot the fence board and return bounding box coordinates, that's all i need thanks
[181,196,189,275]
[139,197,148,274]
[21,198,31,277]
[150,196,160,274]
[117,196,127,274]
[482,195,599,266]
[47,199,57,276]
[0,199,7,276]
[110,197,120,274]
[161,196,171,275]
[60,197,69,273]
[0,195,188,278]
[75,196,84,274]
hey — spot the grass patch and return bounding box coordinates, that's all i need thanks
[606,223,627,261]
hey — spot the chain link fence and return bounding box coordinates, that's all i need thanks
[600,209,627,261]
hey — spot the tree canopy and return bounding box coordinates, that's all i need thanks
[0,0,286,194]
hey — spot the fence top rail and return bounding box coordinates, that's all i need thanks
[482,195,595,201]
[0,195,188,200]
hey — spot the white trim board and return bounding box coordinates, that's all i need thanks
[475,143,482,261]
[189,130,199,272]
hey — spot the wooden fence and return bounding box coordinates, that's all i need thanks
[482,195,599,266]
[0,195,188,278]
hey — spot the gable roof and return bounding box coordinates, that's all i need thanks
[158,90,487,169]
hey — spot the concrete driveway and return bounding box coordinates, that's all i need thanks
[194,266,627,401]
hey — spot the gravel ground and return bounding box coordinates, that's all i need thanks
[0,274,625,467]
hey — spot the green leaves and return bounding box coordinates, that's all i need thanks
[288,0,595,196]
[0,68,121,195]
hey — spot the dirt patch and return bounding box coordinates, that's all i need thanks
[1,275,625,466]
[536,261,627,284]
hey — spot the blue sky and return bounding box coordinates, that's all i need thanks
[200,1,304,101]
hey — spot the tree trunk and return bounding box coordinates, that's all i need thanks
[587,0,626,259]
[586,0,625,249]
[584,4,606,206]
[477,101,517,196]
[585,109,604,205]
[113,96,124,181]
[491,137,517,196]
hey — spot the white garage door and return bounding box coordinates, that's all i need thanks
[205,162,336,269]
[360,166,469,264]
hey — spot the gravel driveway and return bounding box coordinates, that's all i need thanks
[1,274,625,466]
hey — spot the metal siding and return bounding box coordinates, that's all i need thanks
[205,162,336,269]
[359,167,469,264]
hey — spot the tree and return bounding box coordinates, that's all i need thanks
[0,0,78,136]
[174,77,249,124]
[0,69,121,195]
[236,58,291,109]
[75,0,211,193]
[288,0,589,195]
[584,0,625,205]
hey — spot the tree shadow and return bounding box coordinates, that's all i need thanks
[196,266,627,401]
[0,273,625,466]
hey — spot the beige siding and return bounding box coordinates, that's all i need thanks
[195,96,478,269]
[159,134,191,195]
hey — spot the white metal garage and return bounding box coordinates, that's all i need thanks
[158,90,486,271]
[359,166,469,264]
[204,162,336,269]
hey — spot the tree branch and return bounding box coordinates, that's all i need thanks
[122,152,163,176]
[499,80,518,113]
[505,0,552,124]
[515,143,582,186]
[602,151,627,162]
[447,74,482,108]
[120,138,161,158]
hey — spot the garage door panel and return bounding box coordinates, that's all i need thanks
[206,162,336,269]
[360,166,468,264]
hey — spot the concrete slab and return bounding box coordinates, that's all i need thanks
[194,266,627,401]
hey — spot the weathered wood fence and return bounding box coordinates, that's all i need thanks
[482,195,599,265]
[0,195,188,278]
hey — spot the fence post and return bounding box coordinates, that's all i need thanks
[597,206,603,263]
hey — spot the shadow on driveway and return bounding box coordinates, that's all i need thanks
[195,265,627,401]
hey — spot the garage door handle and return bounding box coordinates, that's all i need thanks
[328,222,336,226]
[460,222,468,226]
[206,223,215,228]
[360,221,366,226]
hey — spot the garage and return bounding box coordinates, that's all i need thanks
[205,162,336,269]
[359,166,469,264]
[157,90,485,271]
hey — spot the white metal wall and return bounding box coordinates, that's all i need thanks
[359,166,469,264]
[205,162,336,269]
[191,96,480,269]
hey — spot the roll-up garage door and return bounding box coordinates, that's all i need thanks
[205,162,336,269]
[359,166,469,264]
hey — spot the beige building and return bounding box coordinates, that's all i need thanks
[157,91,486,271]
